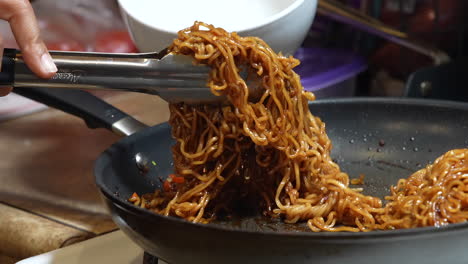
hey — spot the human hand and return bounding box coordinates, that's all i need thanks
[0,0,57,96]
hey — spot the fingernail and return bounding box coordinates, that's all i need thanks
[40,52,58,73]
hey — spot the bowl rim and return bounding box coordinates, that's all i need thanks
[117,0,311,35]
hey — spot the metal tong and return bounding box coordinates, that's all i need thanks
[0,48,224,104]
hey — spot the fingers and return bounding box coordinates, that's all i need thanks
[0,0,56,79]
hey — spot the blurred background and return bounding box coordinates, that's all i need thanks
[303,0,467,99]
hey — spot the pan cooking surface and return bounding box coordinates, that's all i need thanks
[96,98,468,233]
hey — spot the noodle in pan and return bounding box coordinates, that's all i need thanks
[129,22,468,232]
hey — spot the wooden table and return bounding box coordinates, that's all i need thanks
[0,92,169,263]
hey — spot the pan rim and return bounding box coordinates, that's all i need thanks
[95,97,468,240]
[99,188,468,241]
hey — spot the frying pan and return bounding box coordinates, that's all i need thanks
[14,87,468,264]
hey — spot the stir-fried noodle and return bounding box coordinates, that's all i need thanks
[129,22,468,231]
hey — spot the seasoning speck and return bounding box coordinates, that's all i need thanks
[351,174,365,185]
[378,139,385,147]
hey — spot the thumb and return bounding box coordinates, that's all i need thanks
[0,0,57,78]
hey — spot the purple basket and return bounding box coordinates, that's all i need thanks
[294,47,367,97]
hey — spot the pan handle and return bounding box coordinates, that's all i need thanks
[13,87,148,136]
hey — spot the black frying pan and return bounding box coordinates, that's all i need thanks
[14,88,468,264]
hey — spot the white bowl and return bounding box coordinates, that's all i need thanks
[117,0,317,56]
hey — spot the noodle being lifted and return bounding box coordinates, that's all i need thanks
[129,22,468,231]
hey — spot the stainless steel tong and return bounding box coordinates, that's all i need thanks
[0,48,224,104]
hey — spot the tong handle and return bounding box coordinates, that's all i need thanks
[0,48,16,86]
[1,48,163,90]
[0,48,211,103]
